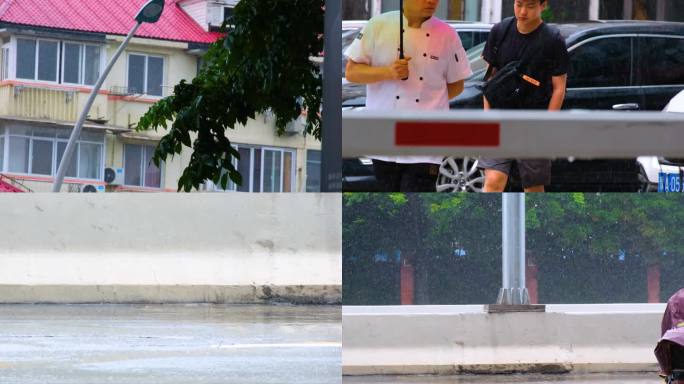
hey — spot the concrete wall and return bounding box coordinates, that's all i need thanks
[0,194,341,304]
[343,304,666,375]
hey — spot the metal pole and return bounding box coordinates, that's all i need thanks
[52,22,142,192]
[497,193,529,305]
[321,0,342,192]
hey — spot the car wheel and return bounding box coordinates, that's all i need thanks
[436,156,484,193]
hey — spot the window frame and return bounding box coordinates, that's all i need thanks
[209,144,297,193]
[1,127,104,180]
[635,34,684,88]
[60,42,104,87]
[11,36,104,87]
[122,142,164,189]
[0,46,9,81]
[305,149,321,192]
[126,52,166,97]
[566,33,636,90]
[14,36,61,84]
[223,6,235,27]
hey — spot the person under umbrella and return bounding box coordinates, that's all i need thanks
[655,288,684,383]
[344,0,473,192]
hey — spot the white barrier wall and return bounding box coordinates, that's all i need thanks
[343,304,666,375]
[0,194,341,304]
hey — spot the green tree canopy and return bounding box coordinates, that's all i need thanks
[137,0,324,191]
[343,193,684,304]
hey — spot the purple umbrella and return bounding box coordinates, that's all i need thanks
[655,288,684,377]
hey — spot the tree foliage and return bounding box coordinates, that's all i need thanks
[137,0,324,191]
[344,193,684,305]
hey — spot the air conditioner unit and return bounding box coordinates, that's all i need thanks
[284,115,306,135]
[80,184,104,193]
[104,167,125,185]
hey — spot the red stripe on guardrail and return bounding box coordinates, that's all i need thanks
[395,122,500,147]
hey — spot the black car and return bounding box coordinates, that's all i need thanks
[344,20,684,192]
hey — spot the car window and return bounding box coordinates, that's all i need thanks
[473,31,489,46]
[342,29,360,52]
[638,36,684,86]
[568,36,632,88]
[457,30,490,51]
[459,31,474,50]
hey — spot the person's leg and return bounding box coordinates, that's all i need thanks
[484,170,509,192]
[524,185,545,192]
[479,159,513,192]
[518,159,552,193]
[372,159,402,192]
[400,163,437,192]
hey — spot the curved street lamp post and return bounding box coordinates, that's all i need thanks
[52,0,165,192]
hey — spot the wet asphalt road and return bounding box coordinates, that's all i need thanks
[0,304,341,384]
[343,373,661,384]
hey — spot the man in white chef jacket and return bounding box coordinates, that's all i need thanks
[345,0,472,192]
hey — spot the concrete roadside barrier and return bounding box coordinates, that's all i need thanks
[0,194,341,304]
[343,304,666,375]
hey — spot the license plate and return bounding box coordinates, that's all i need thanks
[659,172,683,192]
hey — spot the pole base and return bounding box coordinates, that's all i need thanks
[496,287,530,305]
[485,304,546,313]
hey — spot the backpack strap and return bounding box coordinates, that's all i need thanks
[484,16,515,81]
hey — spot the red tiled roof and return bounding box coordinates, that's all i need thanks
[0,178,24,192]
[0,0,222,44]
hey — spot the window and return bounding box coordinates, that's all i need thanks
[63,43,81,84]
[263,149,282,192]
[14,38,102,85]
[16,39,36,80]
[638,37,684,86]
[16,38,59,82]
[568,36,632,88]
[127,54,164,96]
[37,40,58,81]
[124,143,162,188]
[1,47,8,81]
[56,142,77,178]
[0,129,5,172]
[84,45,101,85]
[457,31,489,51]
[2,127,103,179]
[306,150,321,192]
[223,7,234,26]
[62,43,101,86]
[8,136,29,173]
[79,142,102,180]
[209,145,296,192]
[31,139,53,175]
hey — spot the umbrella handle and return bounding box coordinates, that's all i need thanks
[399,0,408,80]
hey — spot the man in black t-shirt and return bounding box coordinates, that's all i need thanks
[479,0,569,192]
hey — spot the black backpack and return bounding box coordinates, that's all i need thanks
[482,17,549,109]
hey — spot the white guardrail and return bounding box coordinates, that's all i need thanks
[343,304,667,375]
[342,110,684,159]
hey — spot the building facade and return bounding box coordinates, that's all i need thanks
[0,0,321,193]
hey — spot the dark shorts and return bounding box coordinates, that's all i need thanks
[372,159,438,192]
[478,158,551,188]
